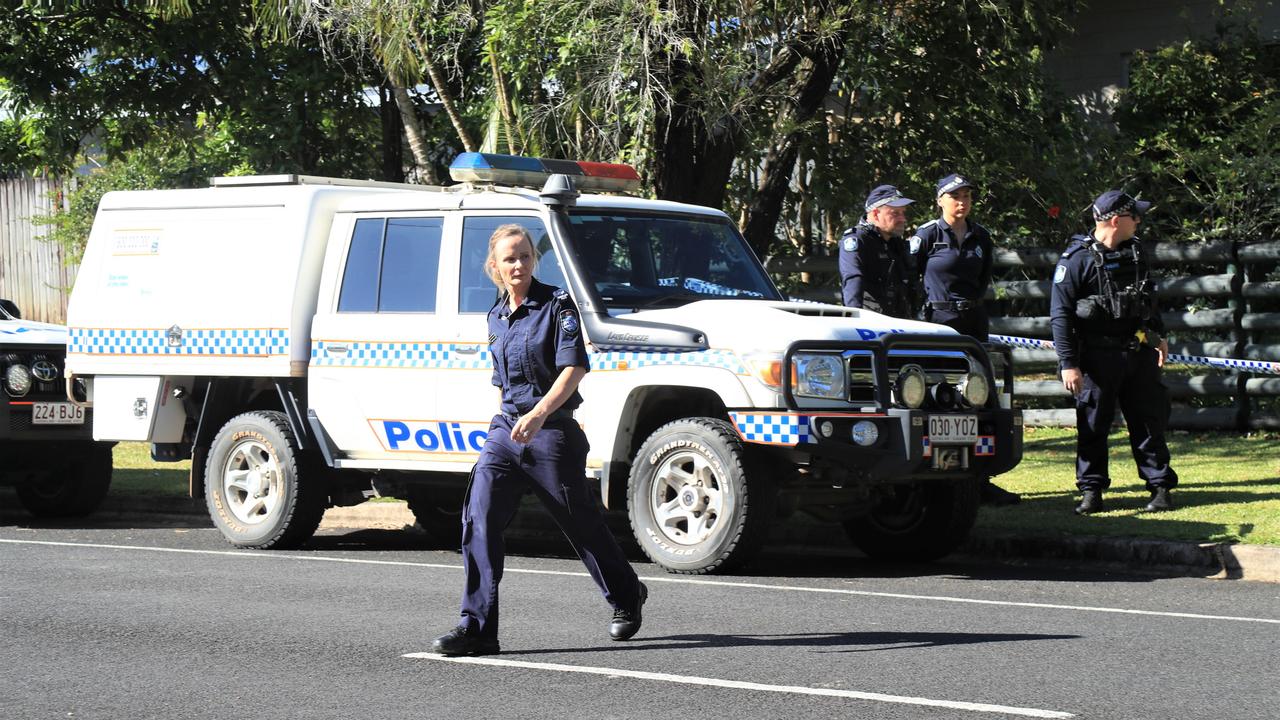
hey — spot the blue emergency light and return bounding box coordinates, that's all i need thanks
[449,152,641,193]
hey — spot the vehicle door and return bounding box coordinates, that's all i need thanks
[440,213,566,432]
[309,213,451,460]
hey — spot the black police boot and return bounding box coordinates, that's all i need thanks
[1145,487,1174,512]
[609,582,648,641]
[1074,489,1104,515]
[980,480,1021,507]
[432,625,500,656]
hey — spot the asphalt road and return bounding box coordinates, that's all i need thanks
[2,522,1277,720]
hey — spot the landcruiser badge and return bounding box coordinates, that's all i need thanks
[133,397,149,418]
[166,324,183,347]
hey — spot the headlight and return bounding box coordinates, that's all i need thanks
[5,363,32,397]
[895,365,927,408]
[795,353,846,399]
[961,372,990,407]
[851,420,880,446]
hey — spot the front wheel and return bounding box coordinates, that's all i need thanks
[15,443,114,518]
[843,478,980,562]
[205,411,326,549]
[628,418,773,575]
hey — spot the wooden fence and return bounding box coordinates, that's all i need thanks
[767,238,1280,430]
[0,174,75,324]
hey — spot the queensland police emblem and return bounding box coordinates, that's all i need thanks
[908,236,922,254]
[560,310,579,337]
[843,236,857,252]
[1054,265,1067,284]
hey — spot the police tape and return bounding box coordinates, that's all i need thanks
[989,334,1280,376]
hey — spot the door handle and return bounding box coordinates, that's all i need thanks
[325,344,349,354]
[454,345,481,355]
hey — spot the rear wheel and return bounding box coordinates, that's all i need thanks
[205,411,326,549]
[15,443,114,518]
[843,478,980,562]
[628,418,773,575]
[407,486,465,549]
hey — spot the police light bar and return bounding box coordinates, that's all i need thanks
[449,152,641,193]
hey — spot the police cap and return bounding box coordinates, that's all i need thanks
[936,173,977,198]
[865,185,914,212]
[1092,190,1152,221]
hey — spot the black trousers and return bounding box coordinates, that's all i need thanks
[458,414,641,640]
[930,307,989,343]
[1073,345,1178,492]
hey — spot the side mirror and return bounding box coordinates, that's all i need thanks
[0,298,20,319]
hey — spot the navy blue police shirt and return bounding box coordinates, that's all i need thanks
[488,278,590,417]
[908,218,994,308]
[1049,233,1163,371]
[838,222,915,318]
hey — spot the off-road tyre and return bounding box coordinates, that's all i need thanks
[205,410,325,549]
[15,443,114,518]
[628,417,773,575]
[843,477,981,562]
[407,486,465,549]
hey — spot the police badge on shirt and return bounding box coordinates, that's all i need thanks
[559,309,580,337]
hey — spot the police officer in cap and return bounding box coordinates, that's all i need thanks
[908,173,1018,506]
[432,224,647,656]
[1049,191,1178,515]
[839,185,917,318]
[909,174,994,341]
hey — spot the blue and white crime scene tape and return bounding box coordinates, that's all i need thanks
[990,334,1280,376]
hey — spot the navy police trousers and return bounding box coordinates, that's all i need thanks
[458,413,640,640]
[1074,346,1179,492]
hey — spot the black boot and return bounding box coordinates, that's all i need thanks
[432,625,500,656]
[609,582,648,641]
[1145,487,1174,512]
[1074,489,1103,515]
[980,480,1021,506]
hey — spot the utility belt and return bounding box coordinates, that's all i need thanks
[1080,335,1141,352]
[502,408,575,424]
[927,299,980,313]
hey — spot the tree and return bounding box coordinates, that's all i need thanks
[1,1,389,179]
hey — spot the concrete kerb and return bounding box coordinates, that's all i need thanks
[79,494,1280,584]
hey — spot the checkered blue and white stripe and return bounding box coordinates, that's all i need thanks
[311,341,491,369]
[990,333,1280,375]
[975,436,996,456]
[68,327,288,356]
[590,349,747,374]
[729,412,811,446]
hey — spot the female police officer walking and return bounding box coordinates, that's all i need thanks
[432,224,647,656]
[909,173,1019,506]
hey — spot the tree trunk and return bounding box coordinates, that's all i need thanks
[741,43,845,258]
[392,84,438,184]
[420,54,476,154]
[379,81,405,183]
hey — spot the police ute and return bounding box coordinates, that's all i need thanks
[2,299,114,517]
[65,154,1022,573]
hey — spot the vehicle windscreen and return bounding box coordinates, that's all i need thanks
[565,212,781,310]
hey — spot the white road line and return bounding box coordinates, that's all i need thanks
[403,653,1075,719]
[3,538,1277,625]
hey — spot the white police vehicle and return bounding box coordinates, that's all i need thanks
[1,299,114,516]
[65,154,1021,573]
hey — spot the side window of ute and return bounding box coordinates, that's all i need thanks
[338,217,444,313]
[458,216,564,313]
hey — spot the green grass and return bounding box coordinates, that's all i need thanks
[979,427,1280,546]
[108,428,1280,547]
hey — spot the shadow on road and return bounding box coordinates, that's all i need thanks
[505,629,1081,656]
